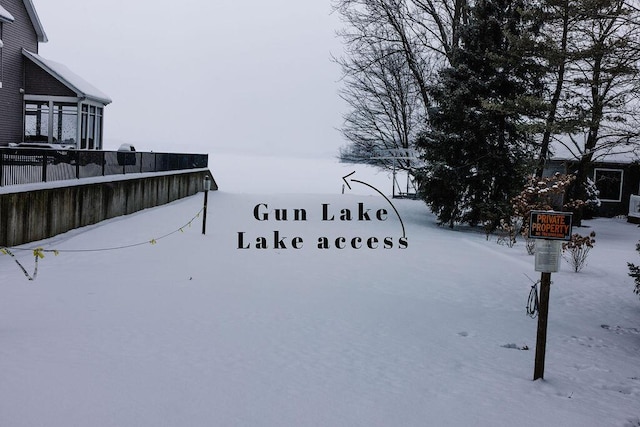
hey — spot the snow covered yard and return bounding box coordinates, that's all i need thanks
[1,154,639,427]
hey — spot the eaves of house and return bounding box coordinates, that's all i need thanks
[22,0,46,42]
[0,4,14,23]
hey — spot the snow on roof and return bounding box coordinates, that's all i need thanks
[23,49,112,105]
[0,4,15,23]
[23,0,47,42]
[549,133,640,164]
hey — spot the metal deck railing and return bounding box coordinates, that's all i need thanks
[0,148,208,187]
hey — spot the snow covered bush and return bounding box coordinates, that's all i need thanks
[628,241,640,298]
[511,173,585,254]
[562,232,596,272]
[584,177,602,214]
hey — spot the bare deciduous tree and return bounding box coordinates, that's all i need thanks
[333,0,469,167]
[337,47,423,170]
[557,0,640,221]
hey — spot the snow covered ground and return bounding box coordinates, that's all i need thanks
[1,153,639,427]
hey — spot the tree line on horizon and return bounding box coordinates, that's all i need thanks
[334,0,640,229]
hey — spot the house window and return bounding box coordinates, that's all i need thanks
[53,104,78,144]
[24,99,104,149]
[594,168,624,202]
[24,102,51,142]
[25,101,78,144]
[80,105,87,148]
[80,104,103,149]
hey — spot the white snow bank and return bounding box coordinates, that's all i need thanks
[1,153,639,427]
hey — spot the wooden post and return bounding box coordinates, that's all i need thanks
[533,271,552,380]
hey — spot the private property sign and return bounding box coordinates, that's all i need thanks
[528,211,573,241]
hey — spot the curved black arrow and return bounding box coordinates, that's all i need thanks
[342,171,406,238]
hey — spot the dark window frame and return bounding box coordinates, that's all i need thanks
[593,168,624,203]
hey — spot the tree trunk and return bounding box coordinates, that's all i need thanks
[535,0,570,178]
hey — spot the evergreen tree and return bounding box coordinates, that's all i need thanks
[416,0,546,229]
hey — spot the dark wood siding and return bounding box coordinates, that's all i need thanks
[0,0,39,145]
[24,58,76,96]
[596,162,640,217]
[546,159,640,217]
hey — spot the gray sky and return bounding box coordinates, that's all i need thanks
[33,0,347,157]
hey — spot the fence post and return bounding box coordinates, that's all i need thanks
[42,152,48,182]
[0,150,4,186]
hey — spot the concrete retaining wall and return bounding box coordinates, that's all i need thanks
[0,170,216,247]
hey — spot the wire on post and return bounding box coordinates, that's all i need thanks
[527,282,540,319]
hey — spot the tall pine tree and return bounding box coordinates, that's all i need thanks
[416,0,546,229]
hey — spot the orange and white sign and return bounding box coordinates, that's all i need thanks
[529,211,573,241]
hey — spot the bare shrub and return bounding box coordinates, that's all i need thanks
[525,238,536,255]
[496,218,521,248]
[562,232,596,272]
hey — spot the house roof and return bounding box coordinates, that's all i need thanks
[23,49,112,105]
[23,0,47,42]
[549,134,640,164]
[0,4,15,23]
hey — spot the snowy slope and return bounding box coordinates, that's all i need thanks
[1,154,639,427]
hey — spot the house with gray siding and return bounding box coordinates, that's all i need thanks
[0,0,111,148]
